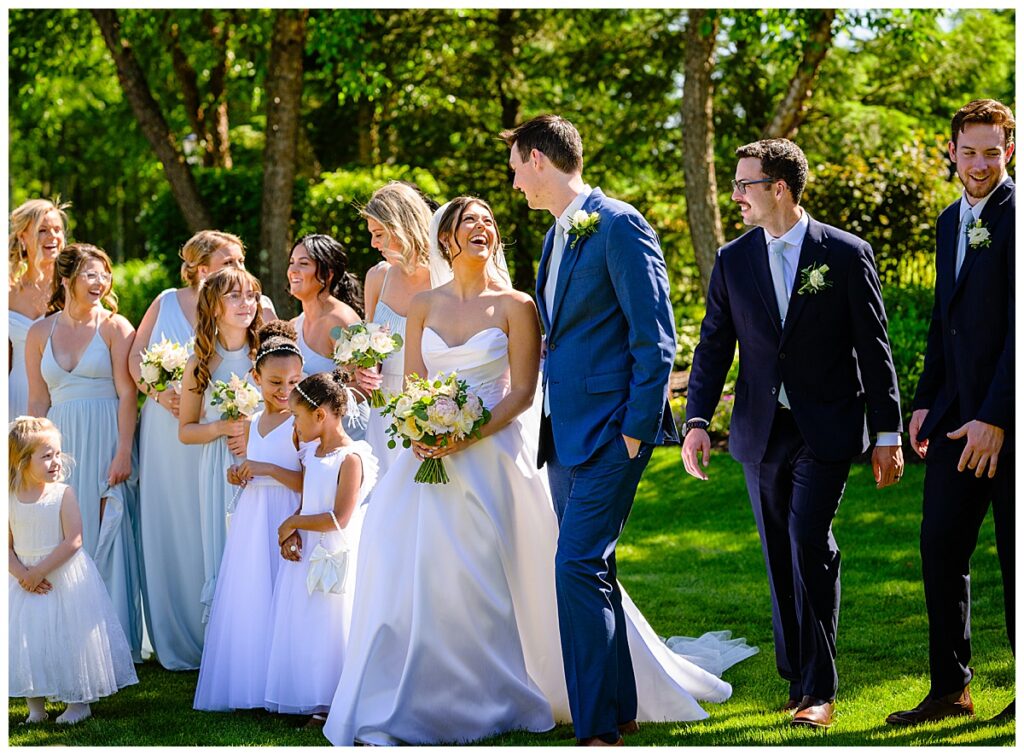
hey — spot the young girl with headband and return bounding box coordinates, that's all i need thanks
[194,321,304,712]
[264,371,378,726]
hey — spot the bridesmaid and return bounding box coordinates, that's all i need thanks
[128,229,258,670]
[9,199,68,418]
[178,267,263,622]
[23,243,144,661]
[355,183,435,476]
[286,234,368,439]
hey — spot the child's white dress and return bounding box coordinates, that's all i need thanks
[8,483,138,703]
[264,439,377,715]
[194,412,302,711]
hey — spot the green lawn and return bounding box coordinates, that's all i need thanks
[9,449,1014,746]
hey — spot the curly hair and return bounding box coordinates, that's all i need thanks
[292,234,364,317]
[191,267,264,395]
[254,320,303,372]
[9,198,69,287]
[291,370,353,416]
[48,244,119,315]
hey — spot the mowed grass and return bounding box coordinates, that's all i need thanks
[9,449,1014,746]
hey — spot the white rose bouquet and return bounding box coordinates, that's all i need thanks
[382,371,490,484]
[331,321,404,408]
[209,373,262,420]
[138,337,191,393]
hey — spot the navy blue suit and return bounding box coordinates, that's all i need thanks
[686,215,901,701]
[537,188,677,740]
[912,178,1014,697]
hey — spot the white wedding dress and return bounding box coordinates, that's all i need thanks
[324,327,755,746]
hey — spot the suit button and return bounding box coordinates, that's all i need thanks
[779,352,786,360]
[950,328,957,336]
[770,387,777,395]
[549,343,556,351]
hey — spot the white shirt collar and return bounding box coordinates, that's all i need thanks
[960,174,1009,223]
[557,185,593,233]
[762,208,809,249]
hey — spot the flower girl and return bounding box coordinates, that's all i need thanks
[8,417,138,725]
[193,321,304,711]
[264,371,378,725]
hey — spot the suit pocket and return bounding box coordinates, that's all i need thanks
[586,370,631,394]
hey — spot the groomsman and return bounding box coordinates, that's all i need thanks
[682,139,903,728]
[886,99,1015,726]
[501,115,678,746]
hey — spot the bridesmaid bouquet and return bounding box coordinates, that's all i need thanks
[137,337,191,393]
[382,372,490,484]
[210,373,262,420]
[330,322,404,408]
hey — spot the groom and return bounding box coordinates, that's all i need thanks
[682,139,904,728]
[501,114,678,745]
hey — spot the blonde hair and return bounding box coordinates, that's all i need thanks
[360,182,432,274]
[8,416,70,491]
[48,243,119,315]
[191,267,263,395]
[179,229,246,287]
[9,198,69,286]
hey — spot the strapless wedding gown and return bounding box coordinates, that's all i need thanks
[324,327,755,745]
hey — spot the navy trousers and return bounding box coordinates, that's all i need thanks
[544,416,654,741]
[742,407,851,702]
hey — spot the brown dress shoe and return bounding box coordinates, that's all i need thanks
[618,720,640,735]
[885,685,974,726]
[576,735,624,746]
[779,698,801,715]
[791,696,835,728]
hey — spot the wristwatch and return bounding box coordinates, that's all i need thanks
[683,419,710,437]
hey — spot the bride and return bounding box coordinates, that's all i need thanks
[323,197,755,746]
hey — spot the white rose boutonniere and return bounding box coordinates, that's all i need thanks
[567,210,601,249]
[967,218,991,249]
[797,262,832,295]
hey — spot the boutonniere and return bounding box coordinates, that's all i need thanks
[797,262,831,295]
[967,218,991,249]
[567,210,600,249]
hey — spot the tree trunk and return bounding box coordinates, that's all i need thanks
[204,10,233,168]
[258,9,307,318]
[762,10,836,139]
[92,9,213,232]
[681,10,725,294]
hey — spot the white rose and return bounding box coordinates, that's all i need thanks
[236,386,262,416]
[369,330,396,355]
[401,416,425,441]
[349,332,371,352]
[364,321,383,335]
[571,209,590,226]
[455,408,476,436]
[333,342,355,364]
[394,395,415,418]
[968,226,991,247]
[140,362,163,386]
[809,270,825,288]
[163,347,189,371]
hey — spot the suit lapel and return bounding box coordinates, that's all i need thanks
[536,224,556,333]
[745,232,783,336]
[780,217,829,346]
[548,189,603,331]
[950,177,1014,304]
[937,206,958,316]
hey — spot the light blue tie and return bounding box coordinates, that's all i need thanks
[955,208,974,280]
[767,238,791,409]
[543,224,567,416]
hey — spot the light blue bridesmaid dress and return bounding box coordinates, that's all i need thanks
[365,269,409,479]
[40,315,144,662]
[197,342,257,621]
[137,288,206,669]
[9,310,41,419]
[295,312,369,441]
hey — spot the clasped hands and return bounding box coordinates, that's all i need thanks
[278,516,302,562]
[910,409,1004,478]
[226,459,269,486]
[17,567,53,594]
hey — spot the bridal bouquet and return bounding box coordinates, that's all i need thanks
[137,337,191,393]
[210,373,262,420]
[383,371,490,484]
[331,322,404,408]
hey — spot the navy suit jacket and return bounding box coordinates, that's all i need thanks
[686,215,902,464]
[536,188,678,468]
[913,178,1014,441]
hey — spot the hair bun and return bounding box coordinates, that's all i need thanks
[257,319,297,348]
[331,369,347,384]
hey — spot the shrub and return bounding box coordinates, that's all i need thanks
[882,282,934,433]
[112,258,175,328]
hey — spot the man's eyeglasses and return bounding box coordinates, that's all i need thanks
[732,178,777,195]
